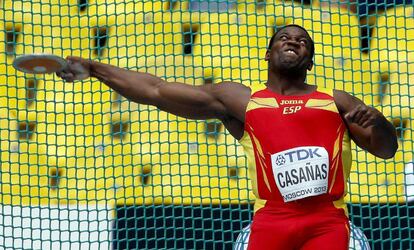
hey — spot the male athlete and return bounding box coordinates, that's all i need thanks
[57,24,398,249]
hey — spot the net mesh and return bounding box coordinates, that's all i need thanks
[0,0,413,249]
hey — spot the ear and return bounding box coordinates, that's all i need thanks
[265,49,270,61]
[307,60,313,71]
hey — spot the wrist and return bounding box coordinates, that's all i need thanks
[88,60,98,78]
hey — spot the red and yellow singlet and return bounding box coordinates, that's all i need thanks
[240,83,352,213]
[240,84,352,249]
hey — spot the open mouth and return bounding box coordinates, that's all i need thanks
[285,49,298,55]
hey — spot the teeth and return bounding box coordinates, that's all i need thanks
[287,50,295,54]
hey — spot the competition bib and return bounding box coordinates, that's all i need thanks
[271,146,330,202]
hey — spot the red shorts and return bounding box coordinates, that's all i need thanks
[247,200,350,250]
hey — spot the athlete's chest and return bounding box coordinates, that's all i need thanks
[245,94,343,148]
[246,95,339,127]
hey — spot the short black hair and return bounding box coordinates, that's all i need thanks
[267,24,315,59]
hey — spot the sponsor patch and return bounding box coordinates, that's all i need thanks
[271,146,329,202]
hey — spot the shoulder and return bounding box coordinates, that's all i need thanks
[217,81,251,91]
[314,86,336,97]
[214,81,251,99]
[211,82,252,121]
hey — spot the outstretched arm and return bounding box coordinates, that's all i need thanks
[334,90,398,159]
[57,57,250,122]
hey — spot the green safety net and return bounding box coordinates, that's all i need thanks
[0,0,412,249]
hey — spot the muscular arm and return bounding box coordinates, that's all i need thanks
[58,57,250,137]
[334,90,398,159]
[91,61,249,119]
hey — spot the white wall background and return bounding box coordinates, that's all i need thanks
[0,204,113,250]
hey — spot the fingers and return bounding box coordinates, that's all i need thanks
[344,104,362,123]
[358,113,371,128]
[57,71,75,82]
[345,105,381,128]
[56,56,88,82]
[57,61,76,82]
[361,118,373,128]
[56,58,72,81]
[353,105,367,124]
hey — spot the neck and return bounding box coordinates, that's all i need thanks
[266,69,312,95]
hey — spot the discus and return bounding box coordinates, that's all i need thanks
[13,54,67,74]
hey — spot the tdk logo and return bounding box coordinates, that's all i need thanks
[273,147,327,166]
[284,148,322,163]
[275,155,286,166]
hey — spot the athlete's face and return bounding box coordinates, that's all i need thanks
[265,26,313,73]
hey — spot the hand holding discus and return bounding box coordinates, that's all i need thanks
[56,56,91,82]
[13,54,90,82]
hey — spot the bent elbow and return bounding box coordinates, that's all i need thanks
[378,141,399,159]
[380,152,396,160]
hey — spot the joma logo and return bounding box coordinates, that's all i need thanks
[280,100,304,105]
